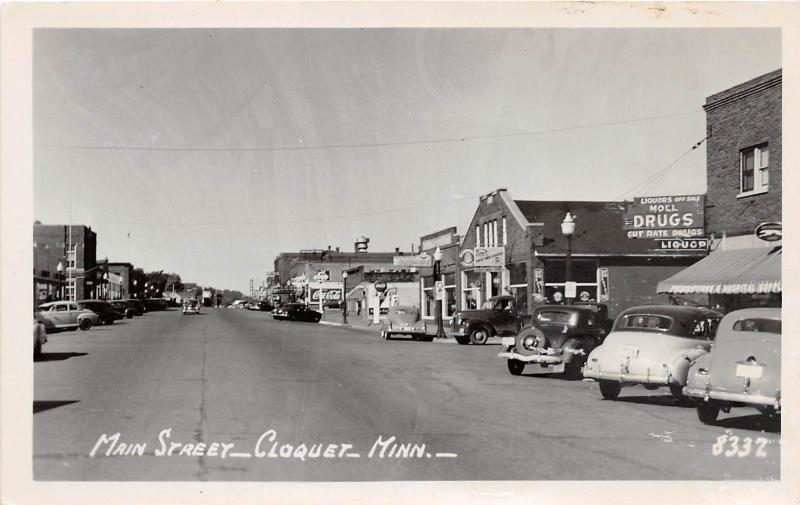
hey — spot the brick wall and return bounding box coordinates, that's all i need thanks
[604,264,689,319]
[704,70,781,237]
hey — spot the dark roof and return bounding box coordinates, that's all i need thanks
[514,200,658,255]
[616,304,722,321]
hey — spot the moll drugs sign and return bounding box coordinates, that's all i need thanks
[623,195,705,239]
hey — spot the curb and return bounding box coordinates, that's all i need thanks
[318,320,459,342]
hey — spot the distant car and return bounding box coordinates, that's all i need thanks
[498,304,610,378]
[230,300,248,309]
[379,306,430,341]
[143,298,168,311]
[78,300,122,325]
[257,300,274,312]
[684,308,781,425]
[246,302,261,311]
[34,311,49,358]
[110,300,137,319]
[582,305,723,400]
[183,299,201,315]
[38,301,98,331]
[272,303,322,323]
[123,299,146,316]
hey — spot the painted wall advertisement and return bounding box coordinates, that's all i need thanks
[623,195,705,240]
[460,247,505,268]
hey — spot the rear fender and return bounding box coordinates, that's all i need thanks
[669,347,710,385]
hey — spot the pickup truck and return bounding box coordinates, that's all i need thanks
[450,295,532,345]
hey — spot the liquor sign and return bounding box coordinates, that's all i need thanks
[624,195,705,239]
[460,247,505,268]
[755,222,782,242]
[393,252,432,267]
[656,238,709,251]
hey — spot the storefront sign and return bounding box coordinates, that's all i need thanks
[313,270,330,282]
[564,281,577,299]
[656,238,709,251]
[311,289,342,301]
[598,268,609,301]
[374,281,388,293]
[460,247,505,268]
[624,195,704,239]
[393,252,432,267]
[755,222,782,242]
[533,268,544,299]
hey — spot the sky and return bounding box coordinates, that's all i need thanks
[33,28,781,292]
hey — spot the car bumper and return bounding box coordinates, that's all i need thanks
[497,351,564,364]
[683,387,781,409]
[582,370,671,385]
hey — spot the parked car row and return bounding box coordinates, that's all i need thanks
[34,298,161,358]
[493,302,781,427]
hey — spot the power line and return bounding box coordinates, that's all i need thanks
[618,137,707,200]
[90,193,480,227]
[40,109,701,153]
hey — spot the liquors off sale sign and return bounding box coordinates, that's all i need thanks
[623,195,705,239]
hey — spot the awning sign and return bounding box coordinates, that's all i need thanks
[624,195,705,239]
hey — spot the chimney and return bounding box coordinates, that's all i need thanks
[395,247,400,253]
[335,246,340,253]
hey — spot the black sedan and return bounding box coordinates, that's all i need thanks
[77,300,122,325]
[272,303,322,323]
[110,300,137,319]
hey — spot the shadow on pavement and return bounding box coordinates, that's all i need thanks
[608,395,693,408]
[33,400,79,414]
[35,352,88,362]
[716,414,781,434]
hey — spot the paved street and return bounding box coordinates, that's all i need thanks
[34,308,780,481]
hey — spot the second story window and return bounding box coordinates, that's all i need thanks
[740,144,769,196]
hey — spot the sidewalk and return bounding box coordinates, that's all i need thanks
[319,310,458,341]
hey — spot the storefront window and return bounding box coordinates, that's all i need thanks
[543,259,599,304]
[461,270,483,310]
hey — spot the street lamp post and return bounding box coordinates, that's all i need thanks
[341,271,348,324]
[561,212,576,304]
[433,246,446,339]
[56,261,64,301]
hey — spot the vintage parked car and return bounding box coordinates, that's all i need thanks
[450,295,532,345]
[497,304,610,378]
[38,301,99,331]
[379,306,431,341]
[143,298,169,311]
[272,303,322,323]
[34,311,50,358]
[110,300,137,319]
[684,308,781,425]
[78,300,122,325]
[583,305,723,400]
[183,299,201,315]
[123,299,146,316]
[257,300,274,312]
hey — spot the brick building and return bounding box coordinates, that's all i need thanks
[658,69,782,311]
[107,262,133,300]
[456,189,705,319]
[33,224,98,302]
[417,227,460,321]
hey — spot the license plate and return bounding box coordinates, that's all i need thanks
[736,364,763,379]
[501,337,516,347]
[619,345,639,358]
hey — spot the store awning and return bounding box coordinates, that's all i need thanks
[657,246,781,294]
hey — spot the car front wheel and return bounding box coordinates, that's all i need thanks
[599,380,621,400]
[697,402,720,425]
[34,341,42,359]
[669,384,686,401]
[454,335,470,345]
[469,328,490,345]
[79,319,92,331]
[507,359,525,376]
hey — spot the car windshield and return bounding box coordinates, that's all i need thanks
[733,318,781,334]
